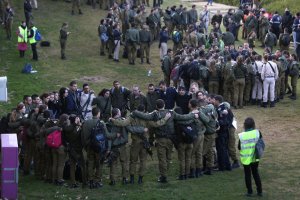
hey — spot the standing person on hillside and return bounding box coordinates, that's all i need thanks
[188,5,198,26]
[264,29,277,53]
[113,24,122,62]
[24,0,32,27]
[98,19,107,56]
[282,8,293,34]
[238,117,263,197]
[261,54,278,108]
[71,0,82,15]
[295,24,300,60]
[292,13,300,52]
[288,54,299,100]
[233,6,244,41]
[126,22,140,65]
[199,5,210,38]
[270,11,282,39]
[159,26,169,61]
[59,22,70,60]
[258,9,269,48]
[66,81,81,115]
[17,21,28,58]
[139,24,152,64]
[79,83,96,120]
[28,22,38,61]
[92,89,112,122]
[110,80,131,117]
[279,28,291,51]
[4,4,14,40]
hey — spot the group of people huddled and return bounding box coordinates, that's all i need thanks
[2,79,244,190]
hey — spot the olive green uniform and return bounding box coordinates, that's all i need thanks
[126,27,140,64]
[132,110,196,179]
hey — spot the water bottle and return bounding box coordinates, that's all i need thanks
[147,70,152,77]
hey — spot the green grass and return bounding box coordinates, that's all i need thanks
[215,0,299,14]
[1,0,300,199]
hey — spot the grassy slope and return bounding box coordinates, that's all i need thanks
[1,0,300,199]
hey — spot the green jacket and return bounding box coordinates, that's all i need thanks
[63,123,82,151]
[92,96,112,119]
[146,91,160,112]
[132,109,195,138]
[126,28,140,44]
[162,55,172,76]
[234,63,248,79]
[81,117,110,149]
[111,114,169,141]
[129,93,147,112]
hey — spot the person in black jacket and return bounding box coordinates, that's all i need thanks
[24,0,32,27]
[213,95,232,171]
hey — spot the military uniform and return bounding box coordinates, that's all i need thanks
[132,109,196,182]
[71,0,82,15]
[233,63,247,108]
[111,114,168,183]
[161,54,172,86]
[81,117,110,186]
[244,62,255,104]
[139,26,152,64]
[59,26,68,59]
[223,61,235,105]
[92,96,112,122]
[264,31,277,53]
[63,123,86,186]
[289,61,299,99]
[258,15,270,45]
[126,26,140,64]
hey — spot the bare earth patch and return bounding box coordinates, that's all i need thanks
[78,76,108,83]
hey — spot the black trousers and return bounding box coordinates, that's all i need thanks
[215,132,231,170]
[243,162,262,194]
[31,43,38,60]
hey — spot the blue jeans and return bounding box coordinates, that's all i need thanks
[207,0,213,5]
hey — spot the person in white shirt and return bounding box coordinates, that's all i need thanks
[80,83,96,120]
[261,54,279,107]
[251,55,264,105]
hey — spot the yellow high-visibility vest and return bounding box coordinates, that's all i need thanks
[18,26,28,43]
[238,129,260,165]
[29,26,37,44]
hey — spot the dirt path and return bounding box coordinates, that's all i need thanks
[181,0,237,14]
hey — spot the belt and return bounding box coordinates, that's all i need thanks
[265,76,274,78]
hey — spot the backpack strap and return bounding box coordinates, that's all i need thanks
[267,62,275,74]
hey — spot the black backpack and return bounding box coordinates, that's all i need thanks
[90,120,107,153]
[180,123,198,144]
[188,61,201,80]
[281,34,290,46]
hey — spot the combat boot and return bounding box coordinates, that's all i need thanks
[141,58,144,64]
[257,99,262,106]
[270,101,275,107]
[188,168,195,178]
[251,99,256,105]
[146,59,151,64]
[79,9,83,15]
[195,168,203,178]
[122,177,128,185]
[89,180,95,189]
[262,102,268,108]
[130,175,134,184]
[203,168,212,175]
[138,176,143,184]
[157,176,167,183]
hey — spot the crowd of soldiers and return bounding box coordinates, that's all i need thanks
[0,0,300,193]
[2,79,241,188]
